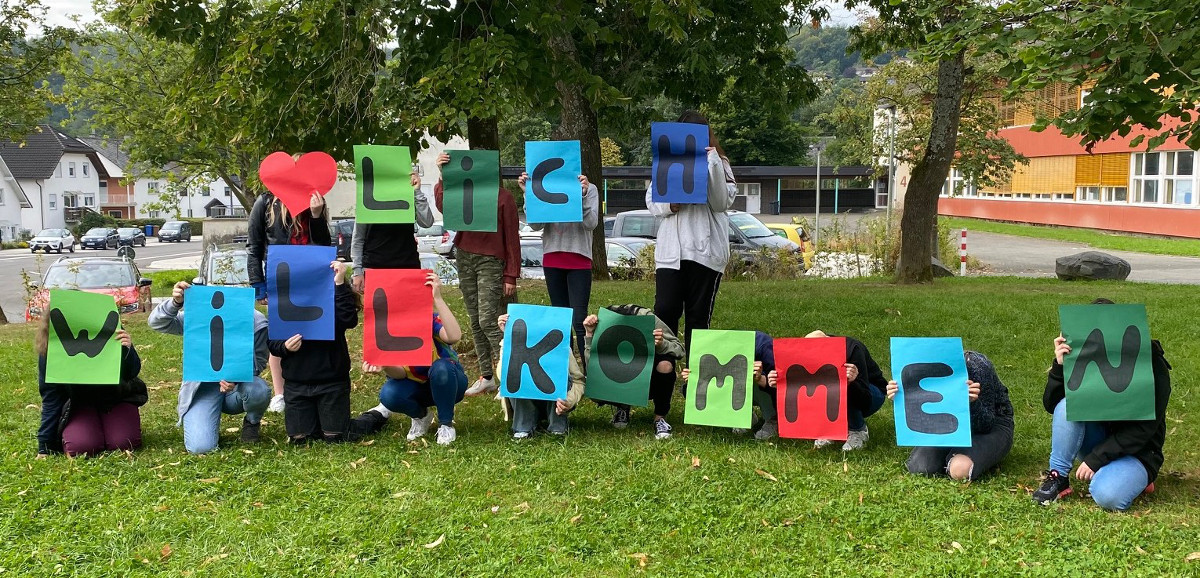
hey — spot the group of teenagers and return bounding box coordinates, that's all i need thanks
[33,112,1172,512]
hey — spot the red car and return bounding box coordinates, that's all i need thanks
[26,256,152,321]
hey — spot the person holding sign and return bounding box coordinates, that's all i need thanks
[36,318,145,457]
[248,169,332,416]
[516,169,599,354]
[148,281,272,453]
[645,111,737,352]
[350,170,435,290]
[268,261,378,444]
[683,331,778,440]
[1033,300,1172,511]
[583,305,685,439]
[360,272,468,446]
[496,313,586,438]
[889,352,1014,481]
[433,152,521,397]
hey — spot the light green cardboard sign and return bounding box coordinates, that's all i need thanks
[585,308,655,406]
[354,144,414,224]
[45,290,122,385]
[1059,304,1155,421]
[442,149,500,232]
[684,329,755,428]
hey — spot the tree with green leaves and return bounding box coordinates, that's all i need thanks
[1,0,75,141]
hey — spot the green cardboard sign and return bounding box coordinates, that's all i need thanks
[585,308,655,406]
[684,329,755,429]
[355,144,414,224]
[442,149,500,232]
[1059,304,1155,421]
[45,290,122,385]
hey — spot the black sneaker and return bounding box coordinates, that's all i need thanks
[240,417,261,443]
[611,407,631,429]
[355,409,389,434]
[654,418,673,440]
[1032,470,1072,505]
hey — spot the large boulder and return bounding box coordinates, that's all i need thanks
[1055,251,1131,281]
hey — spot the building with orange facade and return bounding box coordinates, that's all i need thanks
[936,85,1198,239]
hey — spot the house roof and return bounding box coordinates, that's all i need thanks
[0,125,98,179]
[79,136,130,178]
[0,156,33,208]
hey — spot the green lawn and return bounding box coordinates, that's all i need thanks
[941,216,1200,258]
[3,278,1198,575]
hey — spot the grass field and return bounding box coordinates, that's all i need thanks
[3,277,1198,575]
[941,216,1200,258]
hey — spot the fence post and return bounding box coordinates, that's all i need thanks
[959,228,967,276]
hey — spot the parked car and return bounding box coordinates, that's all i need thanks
[419,252,460,286]
[330,218,355,261]
[158,220,192,243]
[416,223,446,254]
[608,210,660,239]
[603,217,615,237]
[519,240,545,280]
[609,209,799,259]
[26,256,152,320]
[518,221,543,240]
[117,227,147,247]
[605,237,654,269]
[434,229,456,258]
[196,243,250,286]
[79,227,119,250]
[29,228,76,253]
[765,222,815,268]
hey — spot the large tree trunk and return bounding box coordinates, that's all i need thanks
[548,33,609,281]
[896,50,965,284]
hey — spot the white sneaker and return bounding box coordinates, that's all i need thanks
[813,438,834,448]
[435,425,456,446]
[464,377,497,397]
[512,431,531,440]
[267,394,285,413]
[754,422,778,441]
[842,427,869,451]
[731,428,751,435]
[407,413,435,440]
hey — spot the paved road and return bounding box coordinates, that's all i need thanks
[968,231,1200,284]
[0,239,204,323]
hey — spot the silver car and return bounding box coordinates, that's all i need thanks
[29,228,76,253]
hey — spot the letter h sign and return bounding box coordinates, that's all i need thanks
[651,122,710,204]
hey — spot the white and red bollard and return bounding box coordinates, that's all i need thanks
[959,228,967,276]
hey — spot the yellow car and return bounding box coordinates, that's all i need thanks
[765,223,815,269]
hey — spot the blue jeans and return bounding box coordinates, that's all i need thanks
[1049,399,1149,511]
[512,398,570,435]
[849,383,886,431]
[182,379,272,454]
[379,359,468,423]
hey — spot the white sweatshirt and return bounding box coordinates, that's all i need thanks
[645,150,737,272]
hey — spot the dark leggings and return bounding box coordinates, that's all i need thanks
[906,421,1015,481]
[544,267,591,354]
[654,260,722,354]
[614,354,678,418]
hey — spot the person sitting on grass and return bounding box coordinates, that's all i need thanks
[36,319,146,458]
[1032,299,1171,511]
[888,351,1014,481]
[681,330,778,440]
[360,272,468,446]
[495,313,586,439]
[582,304,685,440]
[148,280,272,454]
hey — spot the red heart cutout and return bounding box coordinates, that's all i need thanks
[258,151,338,218]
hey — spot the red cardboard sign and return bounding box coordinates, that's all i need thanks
[259,151,338,218]
[774,337,849,441]
[363,269,433,367]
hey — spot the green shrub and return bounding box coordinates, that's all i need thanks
[72,212,118,237]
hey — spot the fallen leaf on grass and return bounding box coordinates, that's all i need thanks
[515,501,530,511]
[755,469,778,482]
[490,505,500,514]
[570,514,583,525]
[1135,546,1148,555]
[199,553,229,567]
[349,457,367,469]
[24,404,37,410]
[359,439,375,446]
[153,504,169,512]
[401,460,411,468]
[16,490,27,497]
[241,449,253,455]
[424,534,445,549]
[198,477,220,484]
[628,553,649,568]
[160,544,172,561]
[951,541,965,552]
[858,492,863,505]
[691,457,701,469]
[1185,552,1200,562]
[224,427,239,434]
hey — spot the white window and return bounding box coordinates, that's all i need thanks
[1131,151,1198,205]
[148,210,160,218]
[83,194,95,208]
[1107,186,1128,203]
[63,195,76,208]
[49,194,57,210]
[224,186,231,196]
[68,162,76,177]
[83,163,90,177]
[1076,186,1101,201]
[941,168,976,197]
[201,186,211,197]
[148,181,159,191]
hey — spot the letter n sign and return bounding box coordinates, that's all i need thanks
[499,304,572,401]
[364,269,432,367]
[684,329,755,429]
[183,285,256,383]
[651,122,709,204]
[354,144,414,224]
[1059,304,1155,421]
[774,337,848,441]
[890,337,972,447]
[266,245,335,340]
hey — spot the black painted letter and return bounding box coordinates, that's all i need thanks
[460,155,475,225]
[361,156,411,211]
[900,362,958,435]
[371,287,425,352]
[654,134,697,198]
[531,157,569,205]
[782,363,841,423]
[209,290,225,371]
[505,319,563,395]
[694,353,749,411]
[1066,326,1142,393]
[274,262,322,322]
[595,324,651,384]
[50,309,120,358]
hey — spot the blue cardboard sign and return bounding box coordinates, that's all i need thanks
[650,122,710,204]
[890,337,972,448]
[524,140,583,223]
[266,245,336,340]
[499,304,572,401]
[183,285,256,383]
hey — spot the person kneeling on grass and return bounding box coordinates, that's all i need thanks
[359,272,468,446]
[148,281,272,453]
[682,331,777,440]
[582,305,685,440]
[1032,299,1171,511]
[496,313,586,439]
[887,351,1014,481]
[36,320,146,458]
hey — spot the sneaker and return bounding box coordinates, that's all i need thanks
[611,407,631,429]
[512,430,532,440]
[731,428,751,435]
[464,376,497,397]
[407,412,435,441]
[813,438,835,449]
[754,421,778,441]
[240,417,261,443]
[435,425,456,446]
[842,427,869,451]
[1144,482,1156,494]
[356,409,389,434]
[267,394,285,413]
[1033,470,1072,505]
[654,418,672,440]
